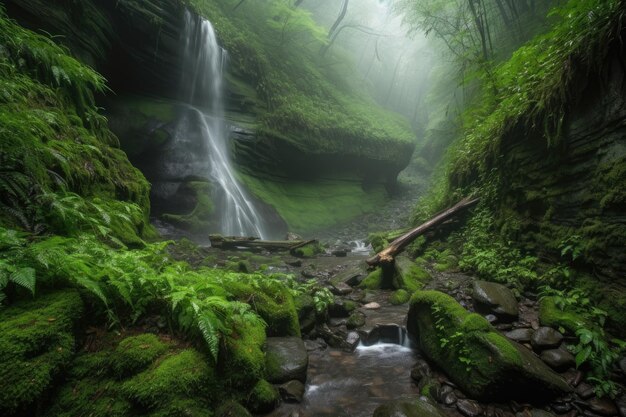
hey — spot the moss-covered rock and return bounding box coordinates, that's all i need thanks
[360,268,384,289]
[245,379,280,414]
[219,318,267,389]
[215,400,252,417]
[390,289,411,305]
[111,333,169,378]
[393,255,431,292]
[538,297,589,335]
[0,290,83,415]
[291,241,324,258]
[226,278,300,337]
[294,293,316,333]
[407,290,571,401]
[122,349,220,408]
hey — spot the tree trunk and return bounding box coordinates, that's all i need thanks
[366,197,480,266]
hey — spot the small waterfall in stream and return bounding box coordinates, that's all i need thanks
[176,11,268,239]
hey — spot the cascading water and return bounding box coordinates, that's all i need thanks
[176,11,268,238]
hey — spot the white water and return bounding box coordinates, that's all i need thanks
[178,12,267,238]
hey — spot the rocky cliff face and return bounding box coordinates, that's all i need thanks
[4,0,414,234]
[496,47,626,321]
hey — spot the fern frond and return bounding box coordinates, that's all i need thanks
[10,267,36,295]
[73,274,108,305]
[197,310,222,362]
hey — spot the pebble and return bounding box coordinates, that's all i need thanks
[531,327,564,350]
[586,398,619,416]
[505,328,535,343]
[363,302,381,310]
[457,399,483,417]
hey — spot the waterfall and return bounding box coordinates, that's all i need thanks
[177,11,267,239]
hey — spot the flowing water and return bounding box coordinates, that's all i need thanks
[177,12,268,238]
[268,341,420,417]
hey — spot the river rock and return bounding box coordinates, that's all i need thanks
[540,349,575,371]
[531,327,564,351]
[586,398,619,416]
[472,280,519,321]
[330,282,353,296]
[265,337,309,383]
[364,302,381,309]
[329,299,357,318]
[279,380,305,403]
[457,399,483,417]
[410,359,432,383]
[505,328,535,343]
[518,410,556,417]
[576,382,595,399]
[407,290,571,401]
[373,398,448,417]
[346,311,366,329]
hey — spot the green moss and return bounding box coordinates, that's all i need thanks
[220,318,267,389]
[393,257,431,292]
[122,349,219,408]
[360,268,384,290]
[147,399,213,417]
[44,377,133,417]
[246,379,280,414]
[0,290,83,415]
[226,278,300,337]
[240,173,388,234]
[539,297,589,335]
[390,289,410,305]
[291,241,324,258]
[407,290,569,400]
[215,400,252,417]
[111,334,169,378]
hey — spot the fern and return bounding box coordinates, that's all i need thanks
[9,267,36,295]
[197,310,223,362]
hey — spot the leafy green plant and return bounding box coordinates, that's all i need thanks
[570,327,619,398]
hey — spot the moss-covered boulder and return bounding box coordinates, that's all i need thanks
[215,400,253,417]
[393,255,431,292]
[265,337,308,384]
[121,349,219,408]
[390,289,411,305]
[538,296,588,335]
[407,290,571,401]
[245,379,280,413]
[46,333,218,417]
[111,333,168,378]
[0,290,83,415]
[227,278,300,337]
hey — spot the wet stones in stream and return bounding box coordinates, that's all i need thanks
[265,337,309,383]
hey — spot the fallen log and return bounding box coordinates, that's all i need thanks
[209,234,317,251]
[366,197,480,266]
